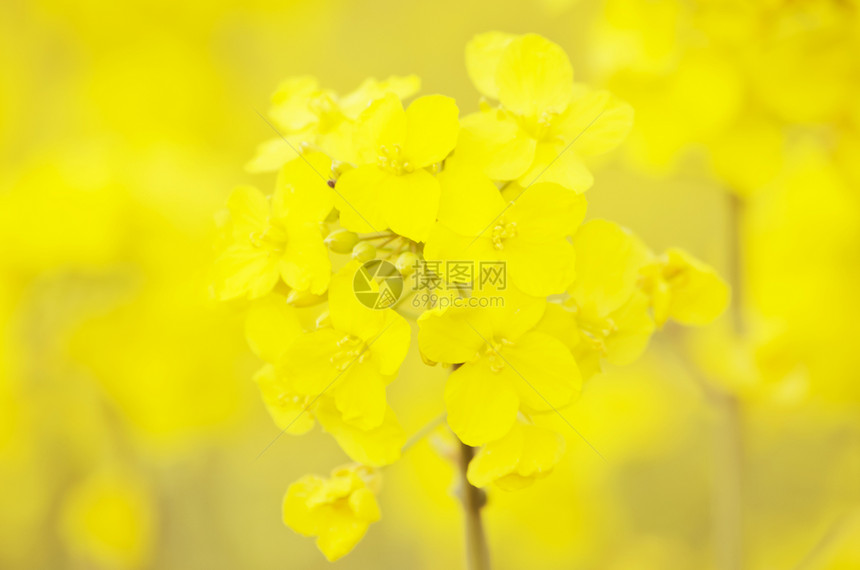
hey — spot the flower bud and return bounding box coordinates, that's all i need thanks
[324,229,359,253]
[351,242,376,263]
[395,251,419,277]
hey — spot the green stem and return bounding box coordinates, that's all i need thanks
[716,191,745,570]
[459,441,490,570]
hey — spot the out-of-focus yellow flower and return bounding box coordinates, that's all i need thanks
[467,421,565,490]
[247,263,408,466]
[249,75,421,173]
[425,165,585,296]
[418,289,581,445]
[640,248,730,328]
[283,464,381,562]
[211,155,334,300]
[335,93,459,241]
[59,469,155,569]
[458,32,633,192]
[530,220,655,380]
[277,263,410,431]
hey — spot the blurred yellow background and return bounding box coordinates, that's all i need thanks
[2,0,859,569]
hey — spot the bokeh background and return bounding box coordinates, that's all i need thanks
[2,0,859,568]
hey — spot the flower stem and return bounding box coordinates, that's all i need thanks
[458,441,490,570]
[715,191,745,570]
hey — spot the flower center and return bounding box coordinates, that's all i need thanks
[491,220,518,250]
[579,317,618,356]
[483,337,513,372]
[249,219,288,253]
[330,334,369,370]
[377,144,414,175]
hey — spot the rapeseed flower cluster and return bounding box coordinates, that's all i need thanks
[213,32,728,561]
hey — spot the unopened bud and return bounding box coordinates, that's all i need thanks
[395,251,419,277]
[351,241,376,263]
[324,229,359,253]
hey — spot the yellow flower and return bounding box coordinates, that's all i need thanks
[59,469,155,569]
[276,261,409,433]
[424,164,586,297]
[555,219,656,378]
[418,289,581,446]
[283,465,381,562]
[334,93,459,241]
[211,153,334,301]
[238,266,407,466]
[467,421,565,491]
[248,75,421,172]
[458,33,633,192]
[640,248,730,327]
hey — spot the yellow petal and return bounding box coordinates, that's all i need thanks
[467,422,525,487]
[570,219,651,318]
[423,223,500,276]
[505,238,577,297]
[534,302,581,352]
[282,474,327,536]
[661,248,731,326]
[280,328,342,394]
[496,34,573,119]
[334,165,389,234]
[315,513,370,562]
[274,151,334,222]
[465,31,517,99]
[280,223,331,295]
[316,401,405,466]
[604,290,655,366]
[445,359,519,446]
[417,306,488,364]
[508,182,588,240]
[516,140,594,193]
[436,163,507,236]
[339,75,421,119]
[245,137,299,174]
[333,360,388,430]
[404,95,459,168]
[379,170,441,242]
[269,76,321,132]
[456,109,537,180]
[348,487,381,523]
[503,331,581,412]
[210,244,278,301]
[226,185,268,237]
[328,261,386,340]
[554,87,634,156]
[516,424,566,478]
[255,365,315,435]
[368,311,411,376]
[354,93,407,164]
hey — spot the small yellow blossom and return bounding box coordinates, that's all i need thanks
[248,75,421,172]
[640,248,730,327]
[467,421,566,490]
[556,219,656,378]
[277,262,410,432]
[425,164,586,296]
[335,93,459,241]
[283,465,382,562]
[211,153,334,300]
[458,32,633,192]
[418,289,582,445]
[59,469,155,569]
